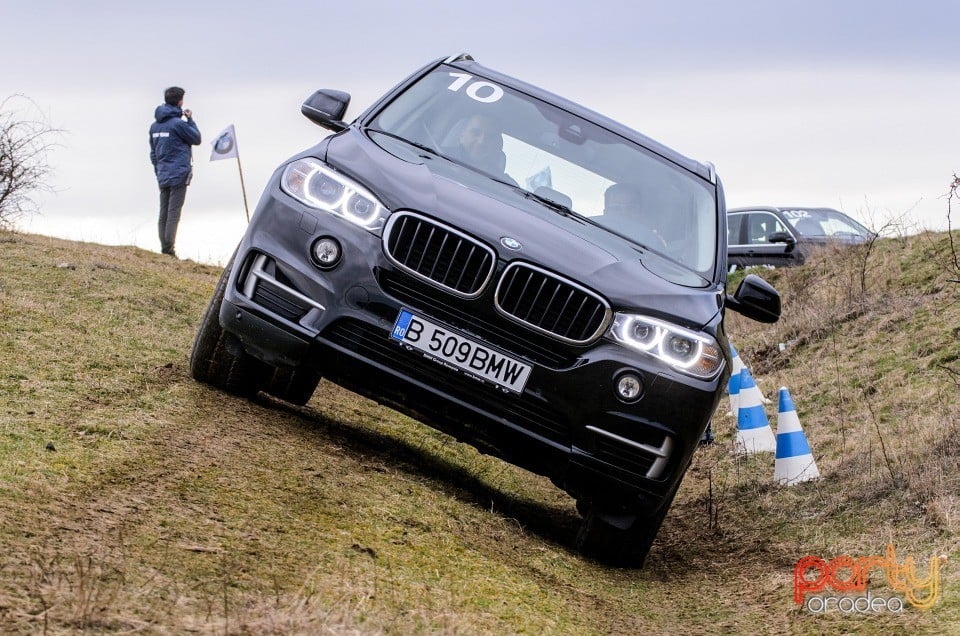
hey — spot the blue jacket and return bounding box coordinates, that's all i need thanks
[149,104,201,187]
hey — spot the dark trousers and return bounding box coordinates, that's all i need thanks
[158,184,187,254]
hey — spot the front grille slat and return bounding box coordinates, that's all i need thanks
[550,289,574,332]
[523,277,549,322]
[540,285,562,327]
[453,244,477,292]
[581,304,605,341]
[565,296,590,336]
[383,212,496,298]
[397,216,415,262]
[414,226,436,272]
[427,234,450,280]
[467,251,490,293]
[496,263,610,345]
[440,240,463,285]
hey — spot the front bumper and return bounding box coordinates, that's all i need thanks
[220,186,725,509]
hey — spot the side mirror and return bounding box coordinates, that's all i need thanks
[301,89,351,132]
[768,230,796,245]
[726,274,781,323]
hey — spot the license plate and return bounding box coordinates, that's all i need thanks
[390,309,531,393]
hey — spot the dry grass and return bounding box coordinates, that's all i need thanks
[1,229,958,634]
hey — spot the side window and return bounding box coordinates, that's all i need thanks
[746,213,788,245]
[727,214,744,245]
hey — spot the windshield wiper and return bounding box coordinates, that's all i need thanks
[521,189,579,218]
[366,129,439,157]
[367,129,517,190]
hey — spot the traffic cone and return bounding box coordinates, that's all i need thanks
[727,344,745,419]
[774,387,820,485]
[735,368,776,454]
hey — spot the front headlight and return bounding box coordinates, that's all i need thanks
[608,313,724,379]
[280,159,388,231]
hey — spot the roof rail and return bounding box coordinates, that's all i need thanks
[703,161,717,185]
[443,52,474,64]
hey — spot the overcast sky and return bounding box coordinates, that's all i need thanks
[4,0,958,264]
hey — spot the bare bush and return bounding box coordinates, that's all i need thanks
[946,173,960,282]
[939,174,960,387]
[0,95,60,228]
[844,203,914,305]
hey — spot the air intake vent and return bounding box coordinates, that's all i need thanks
[239,252,325,324]
[495,263,610,344]
[383,212,496,298]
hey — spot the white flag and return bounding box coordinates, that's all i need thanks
[525,166,552,191]
[210,124,238,161]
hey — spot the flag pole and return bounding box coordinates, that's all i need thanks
[210,124,249,222]
[236,153,250,223]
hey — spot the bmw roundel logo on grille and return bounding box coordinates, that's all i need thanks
[500,237,522,250]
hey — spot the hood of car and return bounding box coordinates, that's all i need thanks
[322,128,722,329]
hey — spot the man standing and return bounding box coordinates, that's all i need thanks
[149,86,201,257]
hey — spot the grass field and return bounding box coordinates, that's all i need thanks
[1,228,958,634]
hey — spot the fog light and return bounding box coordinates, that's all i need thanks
[616,373,643,402]
[311,236,342,269]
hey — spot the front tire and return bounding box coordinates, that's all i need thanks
[262,366,322,406]
[575,490,677,568]
[189,256,267,398]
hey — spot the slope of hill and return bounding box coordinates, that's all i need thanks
[0,229,957,634]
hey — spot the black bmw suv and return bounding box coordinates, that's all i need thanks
[190,54,780,566]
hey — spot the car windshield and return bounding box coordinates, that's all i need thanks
[781,208,871,239]
[368,65,718,279]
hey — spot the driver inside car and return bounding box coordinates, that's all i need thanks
[447,114,517,184]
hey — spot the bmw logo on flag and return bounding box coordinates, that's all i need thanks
[210,125,239,162]
[214,132,234,156]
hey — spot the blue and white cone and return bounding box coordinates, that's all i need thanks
[735,368,776,454]
[774,387,820,485]
[727,344,745,419]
